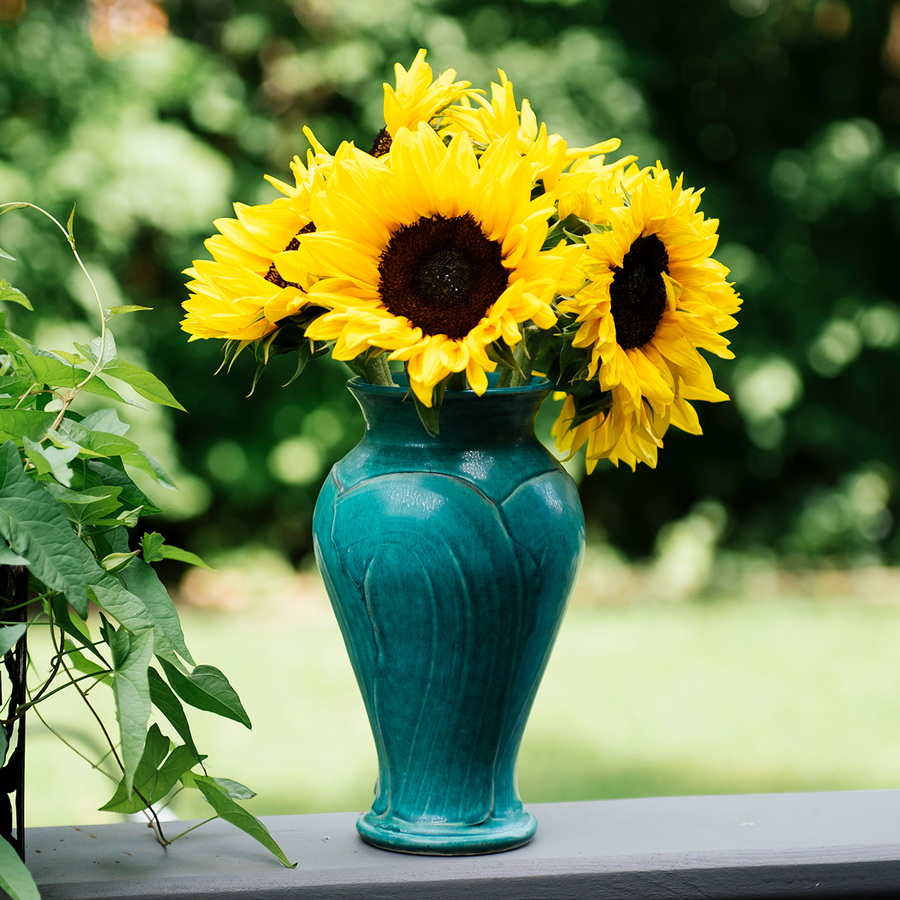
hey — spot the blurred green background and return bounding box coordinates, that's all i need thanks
[3,0,900,825]
[3,0,899,566]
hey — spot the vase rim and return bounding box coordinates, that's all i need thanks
[347,374,552,397]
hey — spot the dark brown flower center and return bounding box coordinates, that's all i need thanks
[369,128,392,158]
[377,213,508,339]
[609,233,670,350]
[265,221,316,289]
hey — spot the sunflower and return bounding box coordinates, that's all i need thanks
[552,391,668,470]
[181,129,331,343]
[371,49,476,158]
[554,163,742,471]
[443,71,621,192]
[553,157,647,224]
[275,124,580,406]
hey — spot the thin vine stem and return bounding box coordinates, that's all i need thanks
[167,816,217,843]
[47,613,123,774]
[0,201,109,431]
[29,704,119,784]
[4,632,65,721]
[10,668,113,720]
[49,616,171,846]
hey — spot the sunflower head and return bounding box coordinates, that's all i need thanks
[443,71,628,195]
[294,124,579,407]
[181,129,333,345]
[553,163,742,470]
[373,49,477,158]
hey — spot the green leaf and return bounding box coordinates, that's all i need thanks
[93,524,129,555]
[88,570,183,670]
[23,436,79,486]
[49,596,101,660]
[0,376,34,403]
[219,338,253,375]
[109,625,154,796]
[119,559,194,668]
[74,335,117,372]
[0,837,41,900]
[101,357,186,412]
[100,722,168,812]
[101,724,201,814]
[81,408,129,436]
[77,375,145,408]
[148,667,200,760]
[21,353,82,388]
[0,279,32,310]
[105,305,152,319]
[17,351,143,406]
[123,448,176,489]
[66,203,77,247]
[91,333,118,370]
[0,409,56,442]
[193,775,295,868]
[489,340,526,378]
[282,340,313,388]
[159,659,250,729]
[56,417,138,458]
[64,642,112,684]
[88,460,162,515]
[100,550,140,573]
[0,622,27,656]
[0,245,17,263]
[412,391,441,438]
[211,777,256,800]
[160,544,214,571]
[58,423,173,489]
[0,545,28,566]
[0,440,89,615]
[246,356,268,398]
[141,531,165,563]
[111,505,143,528]
[42,483,120,505]
[55,351,86,366]
[50,485,123,525]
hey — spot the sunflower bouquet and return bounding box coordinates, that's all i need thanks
[182,50,741,471]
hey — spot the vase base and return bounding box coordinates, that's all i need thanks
[356,809,537,856]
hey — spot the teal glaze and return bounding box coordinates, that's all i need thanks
[313,377,585,855]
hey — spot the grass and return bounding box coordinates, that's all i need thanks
[23,581,900,828]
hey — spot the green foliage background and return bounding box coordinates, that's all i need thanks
[1,0,898,565]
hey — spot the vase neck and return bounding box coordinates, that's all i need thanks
[348,379,551,449]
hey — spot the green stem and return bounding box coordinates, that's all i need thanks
[30,704,119,783]
[510,342,532,388]
[0,202,109,431]
[362,352,395,386]
[446,372,467,391]
[12,670,113,719]
[167,816,217,843]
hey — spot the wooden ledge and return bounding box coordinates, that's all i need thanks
[26,790,900,899]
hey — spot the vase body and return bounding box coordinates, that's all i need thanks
[313,378,585,855]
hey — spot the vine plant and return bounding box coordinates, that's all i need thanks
[0,204,293,900]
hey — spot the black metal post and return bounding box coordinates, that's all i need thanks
[1,564,29,860]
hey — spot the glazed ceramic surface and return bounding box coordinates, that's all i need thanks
[313,378,585,855]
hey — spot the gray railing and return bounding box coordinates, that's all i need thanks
[26,790,900,899]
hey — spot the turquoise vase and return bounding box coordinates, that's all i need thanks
[313,377,585,855]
